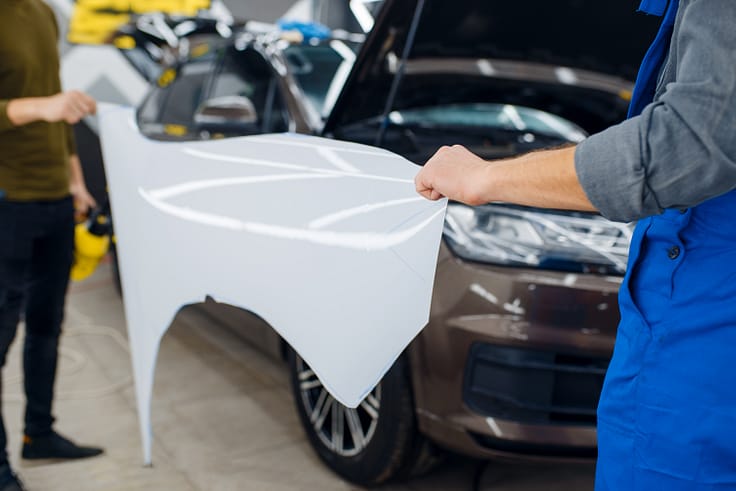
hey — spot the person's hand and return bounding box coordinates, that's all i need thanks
[70,182,97,219]
[39,91,97,124]
[415,145,492,205]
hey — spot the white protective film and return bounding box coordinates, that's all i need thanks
[98,105,447,464]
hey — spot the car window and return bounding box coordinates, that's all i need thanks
[160,62,213,125]
[138,59,216,140]
[284,38,365,120]
[207,47,289,134]
[284,44,351,117]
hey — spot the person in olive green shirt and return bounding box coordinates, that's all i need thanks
[1,1,104,489]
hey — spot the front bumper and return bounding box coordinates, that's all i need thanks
[408,243,622,461]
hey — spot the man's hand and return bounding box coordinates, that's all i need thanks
[415,145,492,205]
[6,91,97,127]
[40,91,97,124]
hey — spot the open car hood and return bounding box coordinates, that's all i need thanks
[323,0,660,133]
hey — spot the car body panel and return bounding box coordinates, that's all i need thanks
[408,242,620,460]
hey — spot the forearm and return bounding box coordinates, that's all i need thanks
[69,153,96,212]
[1,91,96,132]
[69,154,85,190]
[4,97,48,127]
[484,146,596,212]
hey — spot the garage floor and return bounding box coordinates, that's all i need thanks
[2,263,595,490]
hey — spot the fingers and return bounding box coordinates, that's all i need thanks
[414,146,453,201]
[415,144,489,204]
[73,91,97,116]
[62,91,97,123]
[415,172,445,201]
[41,91,97,123]
[74,194,96,217]
[430,189,443,201]
[64,105,84,124]
[85,193,98,209]
[68,91,97,117]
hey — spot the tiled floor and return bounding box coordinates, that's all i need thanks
[2,263,595,490]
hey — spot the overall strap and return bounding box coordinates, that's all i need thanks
[628,0,680,118]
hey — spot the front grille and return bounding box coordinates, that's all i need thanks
[463,343,609,426]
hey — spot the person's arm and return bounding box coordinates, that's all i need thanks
[1,91,96,129]
[417,0,736,222]
[415,144,595,211]
[69,154,96,215]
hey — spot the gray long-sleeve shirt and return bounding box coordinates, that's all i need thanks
[574,0,736,223]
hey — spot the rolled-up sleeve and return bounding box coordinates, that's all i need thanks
[575,0,736,222]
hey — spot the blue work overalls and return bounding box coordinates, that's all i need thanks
[595,0,736,489]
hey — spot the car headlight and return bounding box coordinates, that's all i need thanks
[443,203,633,275]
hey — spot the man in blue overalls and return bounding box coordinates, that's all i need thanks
[416,0,736,488]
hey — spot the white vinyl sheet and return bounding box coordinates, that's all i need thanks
[98,104,447,464]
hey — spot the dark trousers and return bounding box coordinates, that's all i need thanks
[0,197,74,466]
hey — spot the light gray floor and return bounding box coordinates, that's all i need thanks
[1,262,595,490]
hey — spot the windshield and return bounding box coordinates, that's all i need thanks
[335,103,587,163]
[387,104,587,143]
[284,41,359,118]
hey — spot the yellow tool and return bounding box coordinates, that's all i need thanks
[71,205,112,281]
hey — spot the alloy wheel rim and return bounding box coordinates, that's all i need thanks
[296,356,381,457]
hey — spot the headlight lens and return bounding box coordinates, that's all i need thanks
[443,203,633,275]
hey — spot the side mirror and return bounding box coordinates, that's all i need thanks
[193,96,259,134]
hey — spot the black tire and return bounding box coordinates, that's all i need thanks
[288,350,438,486]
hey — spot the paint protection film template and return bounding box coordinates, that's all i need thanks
[98,105,447,463]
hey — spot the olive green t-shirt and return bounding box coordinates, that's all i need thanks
[0,0,76,201]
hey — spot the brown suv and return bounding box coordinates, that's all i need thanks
[135,0,660,485]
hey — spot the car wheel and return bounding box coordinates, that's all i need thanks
[289,350,438,486]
